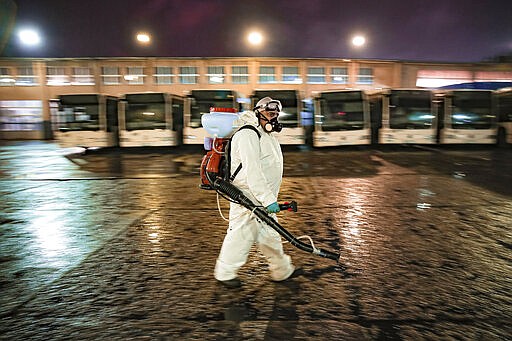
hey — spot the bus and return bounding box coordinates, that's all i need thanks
[250,90,305,145]
[438,89,496,144]
[52,94,119,148]
[371,89,437,144]
[119,92,184,147]
[313,90,371,146]
[184,90,240,145]
[495,88,512,146]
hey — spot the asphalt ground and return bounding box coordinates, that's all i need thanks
[0,141,511,340]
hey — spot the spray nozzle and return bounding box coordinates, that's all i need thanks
[279,201,298,212]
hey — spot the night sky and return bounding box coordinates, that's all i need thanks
[2,0,512,62]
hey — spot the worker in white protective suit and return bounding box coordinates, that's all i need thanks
[214,97,302,288]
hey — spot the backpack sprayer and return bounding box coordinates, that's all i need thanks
[199,108,340,262]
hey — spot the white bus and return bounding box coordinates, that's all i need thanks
[373,89,437,144]
[52,94,119,148]
[438,89,496,144]
[313,90,371,146]
[250,90,305,145]
[119,92,184,147]
[495,88,512,147]
[184,90,240,145]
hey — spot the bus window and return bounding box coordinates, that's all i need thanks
[319,92,365,131]
[389,91,433,129]
[321,99,364,131]
[125,93,166,131]
[276,97,299,128]
[126,102,166,130]
[58,95,100,131]
[451,91,494,129]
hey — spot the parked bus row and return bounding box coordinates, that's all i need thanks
[51,87,512,149]
[313,87,512,147]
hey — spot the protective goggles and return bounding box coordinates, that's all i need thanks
[259,100,282,113]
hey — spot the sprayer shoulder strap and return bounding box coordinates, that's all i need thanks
[230,125,261,181]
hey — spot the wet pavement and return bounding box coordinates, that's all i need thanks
[0,141,511,340]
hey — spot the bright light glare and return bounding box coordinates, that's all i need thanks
[247,31,263,45]
[453,114,471,120]
[136,33,151,43]
[352,35,366,47]
[18,29,41,46]
[420,114,436,119]
[209,76,224,83]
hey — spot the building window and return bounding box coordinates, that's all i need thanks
[47,66,69,86]
[307,67,326,83]
[282,66,302,83]
[179,66,198,84]
[101,66,121,85]
[0,100,43,131]
[207,66,225,84]
[154,66,173,84]
[0,67,15,86]
[356,67,373,84]
[259,66,276,83]
[331,67,348,84]
[125,66,145,85]
[72,67,94,85]
[231,66,248,84]
[16,66,37,86]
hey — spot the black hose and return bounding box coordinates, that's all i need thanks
[213,178,340,261]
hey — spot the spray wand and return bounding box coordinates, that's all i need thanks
[213,178,340,261]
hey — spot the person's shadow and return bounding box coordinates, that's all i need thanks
[219,280,301,340]
[262,280,301,340]
[218,264,347,340]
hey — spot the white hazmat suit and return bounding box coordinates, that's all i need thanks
[214,110,295,282]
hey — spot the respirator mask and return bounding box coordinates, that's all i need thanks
[255,100,283,133]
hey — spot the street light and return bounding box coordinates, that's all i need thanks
[18,28,41,46]
[247,31,263,46]
[351,35,366,48]
[136,32,151,44]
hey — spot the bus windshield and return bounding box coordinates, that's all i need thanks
[389,91,433,129]
[190,91,237,128]
[58,95,100,132]
[319,92,365,131]
[274,97,298,128]
[125,94,166,131]
[451,91,494,129]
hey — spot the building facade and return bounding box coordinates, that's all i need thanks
[1,56,511,139]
